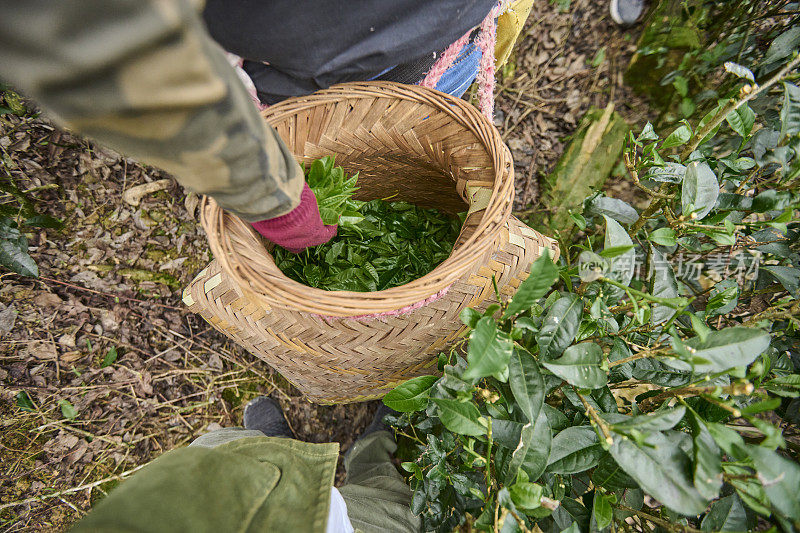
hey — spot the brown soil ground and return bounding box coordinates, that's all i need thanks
[1,0,647,530]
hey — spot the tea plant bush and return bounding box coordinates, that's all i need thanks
[629,0,798,121]
[384,52,800,532]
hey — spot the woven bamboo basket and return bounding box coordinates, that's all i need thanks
[183,82,559,404]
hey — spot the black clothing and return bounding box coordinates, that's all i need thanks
[202,0,494,103]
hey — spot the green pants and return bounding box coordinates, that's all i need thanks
[191,428,421,533]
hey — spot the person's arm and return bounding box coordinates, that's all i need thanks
[0,0,334,249]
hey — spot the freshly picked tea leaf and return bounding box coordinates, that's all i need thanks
[273,158,463,292]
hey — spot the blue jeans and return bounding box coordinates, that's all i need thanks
[433,41,482,97]
[369,40,482,98]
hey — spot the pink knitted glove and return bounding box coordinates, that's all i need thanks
[251,183,337,253]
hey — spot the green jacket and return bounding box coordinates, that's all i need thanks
[0,0,303,223]
[73,437,339,532]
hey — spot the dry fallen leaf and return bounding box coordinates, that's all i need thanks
[33,292,63,308]
[0,303,17,336]
[60,350,84,363]
[23,341,58,360]
[121,179,171,207]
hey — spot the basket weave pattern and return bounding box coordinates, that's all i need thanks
[185,82,559,403]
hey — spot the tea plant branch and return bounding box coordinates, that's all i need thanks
[639,381,755,412]
[485,417,494,495]
[395,428,425,445]
[623,152,674,200]
[700,394,743,417]
[627,53,800,239]
[681,52,800,159]
[608,346,670,368]
[494,497,501,533]
[601,277,689,308]
[614,504,703,533]
[743,300,800,326]
[574,388,614,445]
[508,509,533,533]
[629,184,672,236]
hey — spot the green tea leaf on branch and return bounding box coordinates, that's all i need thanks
[537,294,583,360]
[666,327,771,374]
[716,193,753,211]
[648,227,676,247]
[633,358,693,387]
[688,413,723,501]
[648,246,679,325]
[608,338,633,381]
[748,444,800,520]
[637,122,659,142]
[763,375,800,397]
[546,426,603,474]
[23,214,63,229]
[587,197,639,225]
[510,482,543,510]
[0,237,38,277]
[506,410,552,484]
[592,454,638,490]
[706,279,739,316]
[463,317,513,381]
[751,190,793,212]
[541,342,607,389]
[607,407,686,433]
[604,215,635,291]
[780,82,800,139]
[460,307,481,328]
[706,423,747,461]
[542,404,570,433]
[726,104,755,138]
[508,347,544,424]
[598,245,633,258]
[610,432,708,515]
[592,492,613,530]
[662,124,691,149]
[401,461,423,480]
[761,265,800,298]
[578,251,607,282]
[384,375,438,412]
[681,161,719,221]
[762,27,800,68]
[491,419,522,451]
[701,494,747,532]
[432,398,485,436]
[727,468,771,517]
[504,249,558,318]
[695,104,725,147]
[569,211,587,230]
[740,398,782,415]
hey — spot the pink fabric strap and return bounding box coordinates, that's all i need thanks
[251,183,337,253]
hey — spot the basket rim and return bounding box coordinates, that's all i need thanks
[201,81,514,317]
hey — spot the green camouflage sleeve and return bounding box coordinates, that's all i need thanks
[0,0,304,222]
